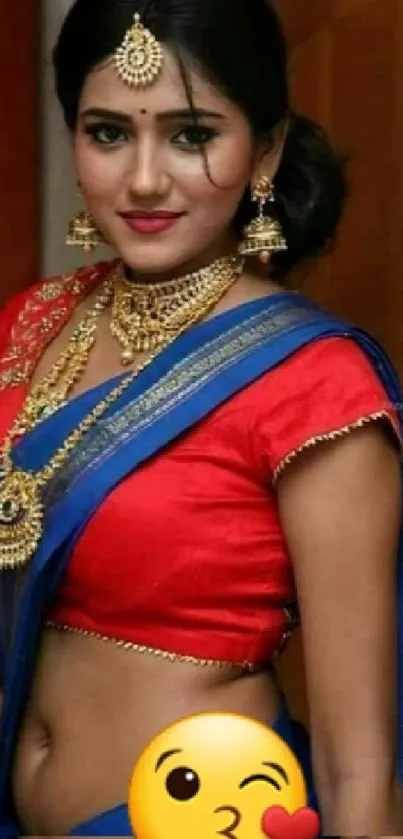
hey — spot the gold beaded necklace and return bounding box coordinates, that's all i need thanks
[19,278,114,430]
[0,255,243,571]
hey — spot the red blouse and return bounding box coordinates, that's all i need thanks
[0,264,399,669]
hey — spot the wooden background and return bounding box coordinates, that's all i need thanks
[1,0,402,724]
[0,5,39,305]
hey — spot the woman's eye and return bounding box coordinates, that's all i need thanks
[172,126,218,149]
[85,124,129,146]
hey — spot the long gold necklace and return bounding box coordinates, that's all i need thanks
[110,256,242,363]
[19,278,114,430]
[0,255,243,571]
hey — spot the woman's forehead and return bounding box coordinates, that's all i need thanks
[79,47,238,119]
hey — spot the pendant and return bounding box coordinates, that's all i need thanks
[0,470,44,570]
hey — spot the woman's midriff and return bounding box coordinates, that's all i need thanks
[12,628,282,836]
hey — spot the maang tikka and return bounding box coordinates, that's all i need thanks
[239,176,288,264]
[114,12,164,88]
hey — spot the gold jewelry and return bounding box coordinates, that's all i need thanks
[0,257,243,570]
[19,279,114,428]
[66,210,107,253]
[110,256,244,364]
[0,277,114,570]
[114,13,164,88]
[239,176,287,264]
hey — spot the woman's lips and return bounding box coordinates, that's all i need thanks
[120,212,185,235]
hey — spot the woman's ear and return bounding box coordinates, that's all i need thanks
[252,117,289,189]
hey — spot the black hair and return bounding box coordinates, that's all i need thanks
[54,0,346,278]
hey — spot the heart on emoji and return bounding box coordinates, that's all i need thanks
[262,805,320,839]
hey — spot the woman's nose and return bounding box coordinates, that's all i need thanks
[128,141,170,199]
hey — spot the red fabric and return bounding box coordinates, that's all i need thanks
[0,272,399,666]
[249,336,400,478]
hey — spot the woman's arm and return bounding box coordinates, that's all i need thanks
[277,422,402,836]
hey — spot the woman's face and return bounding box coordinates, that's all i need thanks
[74,47,262,275]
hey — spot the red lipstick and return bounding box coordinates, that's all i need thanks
[120,210,185,234]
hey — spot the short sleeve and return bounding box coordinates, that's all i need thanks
[250,337,401,485]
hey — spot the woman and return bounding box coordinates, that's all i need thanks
[0,0,402,835]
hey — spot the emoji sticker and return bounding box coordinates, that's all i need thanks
[128,712,320,839]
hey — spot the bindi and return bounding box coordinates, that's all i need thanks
[139,109,148,115]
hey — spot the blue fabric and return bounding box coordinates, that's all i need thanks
[0,292,402,833]
[69,804,132,837]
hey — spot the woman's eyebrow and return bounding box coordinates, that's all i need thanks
[80,108,132,122]
[157,108,225,121]
[80,107,225,122]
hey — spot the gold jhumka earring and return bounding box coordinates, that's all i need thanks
[66,210,107,253]
[239,176,288,264]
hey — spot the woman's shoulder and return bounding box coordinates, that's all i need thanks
[246,334,392,408]
[265,333,387,390]
[246,335,401,484]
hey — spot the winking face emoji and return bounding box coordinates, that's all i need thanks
[129,712,318,839]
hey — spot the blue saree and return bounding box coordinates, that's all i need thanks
[0,290,402,836]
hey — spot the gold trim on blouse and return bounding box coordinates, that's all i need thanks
[272,410,400,485]
[44,618,299,669]
[44,620,263,671]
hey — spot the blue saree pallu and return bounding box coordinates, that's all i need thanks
[0,291,402,836]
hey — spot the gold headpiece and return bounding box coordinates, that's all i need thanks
[114,13,164,88]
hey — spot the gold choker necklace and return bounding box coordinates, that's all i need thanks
[110,256,244,364]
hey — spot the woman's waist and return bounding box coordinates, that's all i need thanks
[12,632,282,834]
[17,661,281,750]
[24,627,282,726]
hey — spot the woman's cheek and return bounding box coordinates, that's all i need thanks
[207,139,254,191]
[74,142,128,197]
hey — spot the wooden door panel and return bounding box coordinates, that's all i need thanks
[279,0,386,45]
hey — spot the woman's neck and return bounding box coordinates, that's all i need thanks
[124,233,239,285]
